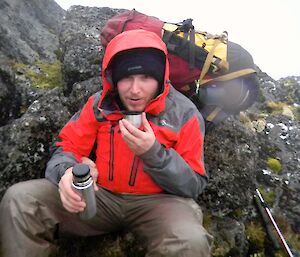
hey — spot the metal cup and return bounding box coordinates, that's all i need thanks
[124,111,142,128]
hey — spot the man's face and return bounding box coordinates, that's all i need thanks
[117,74,159,112]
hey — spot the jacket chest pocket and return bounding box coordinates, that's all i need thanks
[96,124,118,181]
[96,124,135,182]
[128,156,141,186]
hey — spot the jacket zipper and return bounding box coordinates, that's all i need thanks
[129,156,140,186]
[108,124,116,181]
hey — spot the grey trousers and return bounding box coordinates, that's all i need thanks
[0,179,212,257]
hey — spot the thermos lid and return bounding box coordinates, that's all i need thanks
[72,164,90,178]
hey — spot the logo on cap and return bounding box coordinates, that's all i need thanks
[128,65,143,72]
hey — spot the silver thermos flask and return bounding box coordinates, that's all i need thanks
[72,164,97,220]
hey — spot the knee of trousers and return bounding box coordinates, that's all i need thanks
[0,180,59,227]
[0,183,33,234]
[186,226,213,256]
[1,182,37,218]
[151,223,213,257]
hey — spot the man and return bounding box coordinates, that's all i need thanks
[0,29,212,257]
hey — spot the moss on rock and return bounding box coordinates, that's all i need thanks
[258,187,276,206]
[14,61,64,88]
[266,158,282,174]
[245,222,266,250]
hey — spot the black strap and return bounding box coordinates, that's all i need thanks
[176,19,196,69]
[177,19,194,34]
[189,28,196,68]
[162,30,210,71]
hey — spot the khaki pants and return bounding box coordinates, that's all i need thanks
[0,179,212,257]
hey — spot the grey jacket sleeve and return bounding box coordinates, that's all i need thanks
[44,94,101,185]
[140,140,208,200]
[45,147,79,185]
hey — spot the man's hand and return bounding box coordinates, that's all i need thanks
[58,157,98,213]
[119,112,155,155]
[58,167,86,213]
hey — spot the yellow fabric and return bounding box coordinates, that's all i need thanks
[198,39,222,83]
[199,68,256,86]
[163,23,227,67]
[162,23,257,124]
[206,107,222,122]
[163,23,178,32]
[193,33,227,62]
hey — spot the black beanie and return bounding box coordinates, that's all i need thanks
[111,48,165,86]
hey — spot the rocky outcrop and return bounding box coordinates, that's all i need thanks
[0,0,66,125]
[59,6,124,93]
[0,2,299,256]
[0,62,20,126]
[0,0,65,63]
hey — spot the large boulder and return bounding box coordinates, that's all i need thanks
[0,2,299,256]
[0,0,65,63]
[60,6,123,93]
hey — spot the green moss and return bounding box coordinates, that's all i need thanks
[274,250,288,257]
[212,243,229,257]
[231,208,243,219]
[258,187,276,206]
[14,62,27,71]
[268,145,281,155]
[275,215,300,253]
[246,222,266,250]
[266,158,282,174]
[202,209,213,228]
[282,79,299,105]
[54,48,63,60]
[285,232,300,253]
[14,61,64,88]
[293,105,300,121]
[258,88,266,103]
[266,101,286,112]
[265,101,296,120]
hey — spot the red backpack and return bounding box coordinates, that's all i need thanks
[100,9,259,128]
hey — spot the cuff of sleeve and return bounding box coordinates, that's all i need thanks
[58,163,74,181]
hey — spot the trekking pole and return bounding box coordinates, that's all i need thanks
[253,189,281,250]
[254,188,294,257]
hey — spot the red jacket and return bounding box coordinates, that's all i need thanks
[46,30,207,198]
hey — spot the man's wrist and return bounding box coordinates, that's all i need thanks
[139,140,165,164]
[58,163,75,182]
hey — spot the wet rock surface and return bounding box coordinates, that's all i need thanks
[0,0,65,63]
[0,2,299,256]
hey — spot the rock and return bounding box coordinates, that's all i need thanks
[0,88,71,197]
[0,2,299,256]
[66,76,102,114]
[0,0,65,63]
[0,61,21,125]
[203,119,259,217]
[60,6,123,93]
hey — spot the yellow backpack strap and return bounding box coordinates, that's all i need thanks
[198,38,222,83]
[206,107,222,122]
[200,68,256,86]
[163,23,179,32]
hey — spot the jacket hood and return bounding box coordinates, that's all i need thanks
[99,29,170,120]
